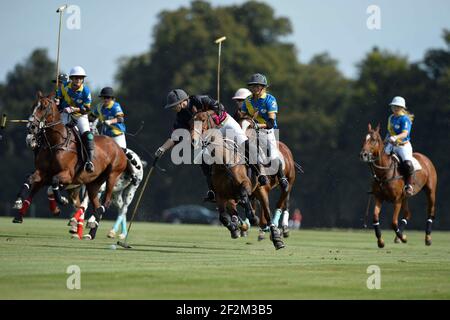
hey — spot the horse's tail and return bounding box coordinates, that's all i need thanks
[294,161,304,174]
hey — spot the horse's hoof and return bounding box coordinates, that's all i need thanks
[118,233,127,240]
[240,230,248,238]
[68,218,78,234]
[230,230,240,239]
[394,236,401,243]
[282,226,290,238]
[425,235,432,246]
[400,234,407,243]
[107,230,116,239]
[257,231,265,241]
[377,239,385,248]
[71,234,81,240]
[82,234,92,240]
[274,242,286,250]
[12,216,23,224]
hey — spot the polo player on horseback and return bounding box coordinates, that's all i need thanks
[240,73,289,192]
[90,87,140,185]
[384,96,415,196]
[56,66,95,172]
[155,89,251,202]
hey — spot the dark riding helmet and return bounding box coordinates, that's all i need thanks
[52,73,69,84]
[247,73,268,87]
[164,89,189,109]
[99,87,115,98]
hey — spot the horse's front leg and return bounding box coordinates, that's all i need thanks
[392,200,407,243]
[51,171,73,206]
[217,198,239,239]
[395,199,410,243]
[373,197,384,248]
[13,172,34,209]
[13,171,45,223]
[84,181,104,240]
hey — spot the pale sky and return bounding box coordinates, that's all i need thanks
[0,0,449,89]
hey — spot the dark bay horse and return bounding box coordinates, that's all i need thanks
[191,110,285,250]
[236,114,298,240]
[360,123,437,247]
[15,92,128,239]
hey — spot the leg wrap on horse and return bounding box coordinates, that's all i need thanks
[373,222,382,239]
[17,174,32,200]
[272,208,282,227]
[94,206,105,222]
[399,218,408,233]
[51,177,67,205]
[240,188,259,225]
[426,217,434,235]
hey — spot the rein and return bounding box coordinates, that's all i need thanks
[366,141,403,185]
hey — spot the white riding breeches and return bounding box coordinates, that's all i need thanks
[62,113,90,134]
[384,141,414,162]
[112,134,127,149]
[219,115,248,146]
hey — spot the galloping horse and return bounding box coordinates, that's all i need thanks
[191,110,286,250]
[360,123,437,247]
[15,92,128,239]
[236,113,298,240]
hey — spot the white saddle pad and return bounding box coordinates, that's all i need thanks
[411,157,422,172]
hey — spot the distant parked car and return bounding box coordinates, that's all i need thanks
[161,205,220,225]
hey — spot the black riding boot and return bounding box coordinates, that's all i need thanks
[83,132,95,173]
[403,160,414,196]
[200,163,215,202]
[244,140,268,186]
[277,159,289,192]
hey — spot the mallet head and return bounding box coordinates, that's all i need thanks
[215,36,227,44]
[56,4,68,13]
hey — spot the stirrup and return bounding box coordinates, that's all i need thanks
[203,190,216,203]
[84,161,94,173]
[404,184,414,196]
[279,177,289,192]
[258,175,269,186]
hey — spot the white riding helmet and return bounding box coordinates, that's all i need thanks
[232,88,251,100]
[69,66,87,78]
[389,96,406,109]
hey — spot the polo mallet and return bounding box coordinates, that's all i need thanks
[1,114,28,129]
[215,36,226,104]
[55,5,68,88]
[117,157,159,249]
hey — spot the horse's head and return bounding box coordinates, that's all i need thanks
[26,91,60,149]
[190,110,217,148]
[360,123,384,163]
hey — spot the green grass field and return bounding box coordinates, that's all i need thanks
[0,217,449,299]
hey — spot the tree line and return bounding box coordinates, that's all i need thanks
[1,1,449,229]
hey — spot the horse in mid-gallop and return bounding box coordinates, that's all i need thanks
[14,92,128,239]
[236,113,298,241]
[360,123,437,247]
[191,110,288,250]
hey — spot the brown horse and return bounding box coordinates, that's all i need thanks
[360,123,437,247]
[236,114,298,240]
[191,110,285,249]
[14,92,128,239]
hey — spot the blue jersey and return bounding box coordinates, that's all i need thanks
[91,101,126,137]
[57,83,92,116]
[387,114,412,143]
[241,92,278,128]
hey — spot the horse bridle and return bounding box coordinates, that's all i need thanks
[365,136,402,184]
[27,98,64,151]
